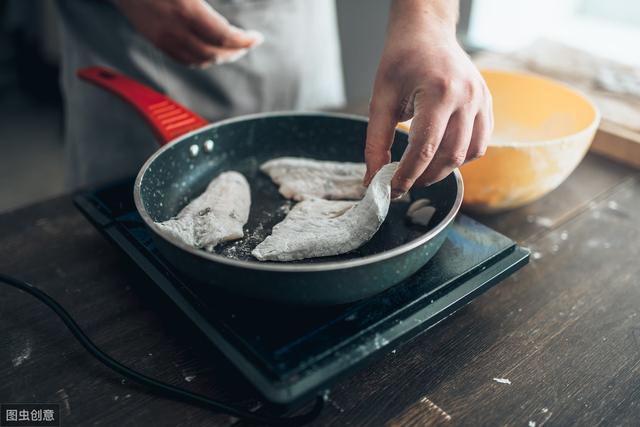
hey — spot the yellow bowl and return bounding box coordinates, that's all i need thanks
[399,69,600,213]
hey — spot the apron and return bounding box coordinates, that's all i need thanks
[56,0,345,189]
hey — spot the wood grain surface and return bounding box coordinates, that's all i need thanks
[1,153,639,426]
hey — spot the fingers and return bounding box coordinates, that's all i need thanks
[178,30,252,66]
[467,83,493,160]
[466,108,492,162]
[115,0,262,66]
[190,1,263,49]
[390,103,450,198]
[160,17,261,66]
[415,109,474,186]
[364,94,399,186]
[405,82,492,190]
[157,32,206,65]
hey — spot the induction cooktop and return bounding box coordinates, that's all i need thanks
[74,178,529,406]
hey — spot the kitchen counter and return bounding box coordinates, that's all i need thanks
[1,152,639,426]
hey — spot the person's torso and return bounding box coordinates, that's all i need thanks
[56,0,345,118]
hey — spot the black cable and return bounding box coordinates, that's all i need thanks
[0,273,325,426]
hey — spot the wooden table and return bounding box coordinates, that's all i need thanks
[1,153,639,426]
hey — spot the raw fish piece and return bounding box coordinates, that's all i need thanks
[252,163,397,261]
[260,157,367,201]
[155,171,250,252]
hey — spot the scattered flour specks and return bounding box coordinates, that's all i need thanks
[532,251,543,260]
[56,388,71,415]
[493,378,511,385]
[278,201,293,215]
[529,421,536,427]
[373,334,390,349]
[345,313,357,321]
[586,239,611,249]
[326,396,345,413]
[12,341,32,367]
[420,396,452,422]
[535,217,553,228]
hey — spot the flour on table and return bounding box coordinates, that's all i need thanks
[260,157,367,201]
[155,171,250,252]
[407,198,436,227]
[252,163,397,261]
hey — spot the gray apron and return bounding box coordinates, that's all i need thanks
[56,0,345,189]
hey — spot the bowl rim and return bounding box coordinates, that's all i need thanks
[479,68,601,148]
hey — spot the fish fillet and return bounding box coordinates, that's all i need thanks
[252,163,397,261]
[155,171,250,252]
[260,157,367,201]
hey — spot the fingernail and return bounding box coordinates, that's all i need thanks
[215,48,249,64]
[391,189,405,200]
[231,26,264,46]
[245,30,265,46]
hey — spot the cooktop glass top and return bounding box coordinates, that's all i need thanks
[74,178,529,405]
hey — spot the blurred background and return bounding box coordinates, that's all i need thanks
[1,0,639,213]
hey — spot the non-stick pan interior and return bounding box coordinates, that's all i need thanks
[139,114,458,263]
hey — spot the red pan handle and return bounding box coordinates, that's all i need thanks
[76,66,209,145]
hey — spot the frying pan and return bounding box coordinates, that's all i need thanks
[77,66,463,305]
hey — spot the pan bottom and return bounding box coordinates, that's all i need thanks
[168,156,448,264]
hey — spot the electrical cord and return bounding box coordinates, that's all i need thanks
[0,273,325,426]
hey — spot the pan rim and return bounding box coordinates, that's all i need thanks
[134,111,464,272]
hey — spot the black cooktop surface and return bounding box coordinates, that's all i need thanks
[74,178,529,405]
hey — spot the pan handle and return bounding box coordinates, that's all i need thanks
[76,66,209,145]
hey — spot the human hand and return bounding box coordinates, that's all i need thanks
[364,0,493,198]
[115,0,263,67]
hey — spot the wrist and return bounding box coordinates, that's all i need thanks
[388,0,458,40]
